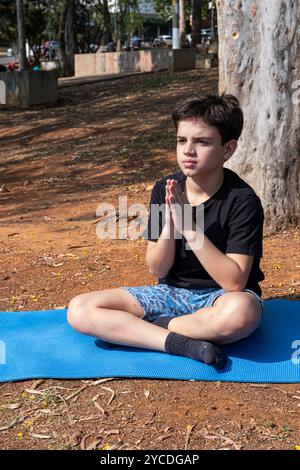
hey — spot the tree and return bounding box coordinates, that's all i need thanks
[16,0,27,70]
[0,0,17,46]
[217,1,300,233]
[154,0,173,23]
[1,0,60,64]
[179,0,185,47]
[98,0,113,45]
[113,0,143,51]
[24,0,49,64]
[154,0,206,44]
[191,0,201,47]
[59,0,76,76]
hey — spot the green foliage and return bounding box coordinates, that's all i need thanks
[0,0,61,50]
[154,0,173,22]
[115,0,144,39]
[0,0,17,46]
[24,1,49,48]
[0,0,207,56]
[44,1,63,40]
[153,0,210,22]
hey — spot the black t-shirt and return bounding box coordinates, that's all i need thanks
[145,168,265,296]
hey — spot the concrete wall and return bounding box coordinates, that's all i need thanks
[75,49,197,77]
[169,49,196,72]
[0,70,58,108]
[195,53,218,69]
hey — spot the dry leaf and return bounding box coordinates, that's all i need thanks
[0,403,22,410]
[30,433,52,439]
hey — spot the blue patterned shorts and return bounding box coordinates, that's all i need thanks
[120,283,264,323]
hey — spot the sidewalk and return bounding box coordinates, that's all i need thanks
[58,70,159,88]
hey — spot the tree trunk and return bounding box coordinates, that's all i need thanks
[116,13,122,52]
[16,0,27,71]
[102,0,112,44]
[65,0,76,75]
[179,0,185,47]
[59,1,68,74]
[191,0,201,47]
[59,0,76,76]
[217,0,300,234]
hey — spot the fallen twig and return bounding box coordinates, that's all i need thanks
[198,430,242,450]
[0,415,27,432]
[100,386,115,406]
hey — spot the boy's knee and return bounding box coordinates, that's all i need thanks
[215,308,261,343]
[67,294,92,333]
[212,296,258,338]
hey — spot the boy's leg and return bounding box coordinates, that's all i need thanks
[165,291,263,344]
[67,287,226,368]
[68,288,168,351]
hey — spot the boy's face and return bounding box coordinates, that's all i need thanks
[176,118,235,176]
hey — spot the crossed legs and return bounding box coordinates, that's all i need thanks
[67,288,263,349]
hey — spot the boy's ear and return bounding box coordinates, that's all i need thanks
[224,140,237,161]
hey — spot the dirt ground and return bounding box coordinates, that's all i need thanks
[0,69,299,450]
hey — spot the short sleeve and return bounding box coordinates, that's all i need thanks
[144,182,165,241]
[225,196,264,257]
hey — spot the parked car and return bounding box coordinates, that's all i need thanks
[122,40,131,51]
[106,41,116,52]
[153,35,172,47]
[130,36,142,50]
[142,36,154,47]
[200,29,212,44]
[89,44,99,53]
[161,35,172,46]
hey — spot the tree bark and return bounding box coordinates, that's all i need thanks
[217,0,300,233]
[101,0,112,44]
[65,0,76,75]
[191,0,201,47]
[16,0,27,71]
[179,0,185,47]
[59,0,76,76]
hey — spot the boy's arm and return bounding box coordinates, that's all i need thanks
[169,181,263,292]
[184,229,254,291]
[146,224,176,278]
[183,193,263,291]
[145,179,177,278]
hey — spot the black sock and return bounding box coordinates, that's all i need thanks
[165,332,226,370]
[153,316,172,329]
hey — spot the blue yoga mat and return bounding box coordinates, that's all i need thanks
[0,300,299,383]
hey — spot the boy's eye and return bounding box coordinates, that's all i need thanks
[177,139,209,145]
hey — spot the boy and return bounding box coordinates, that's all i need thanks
[68,94,265,370]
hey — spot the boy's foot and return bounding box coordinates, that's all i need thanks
[165,332,227,370]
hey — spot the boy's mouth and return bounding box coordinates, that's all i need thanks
[183,160,197,167]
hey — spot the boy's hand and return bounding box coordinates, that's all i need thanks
[164,179,175,235]
[166,179,192,236]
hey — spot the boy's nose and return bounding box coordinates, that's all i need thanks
[184,143,196,155]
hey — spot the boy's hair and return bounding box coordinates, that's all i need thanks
[172,94,244,145]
